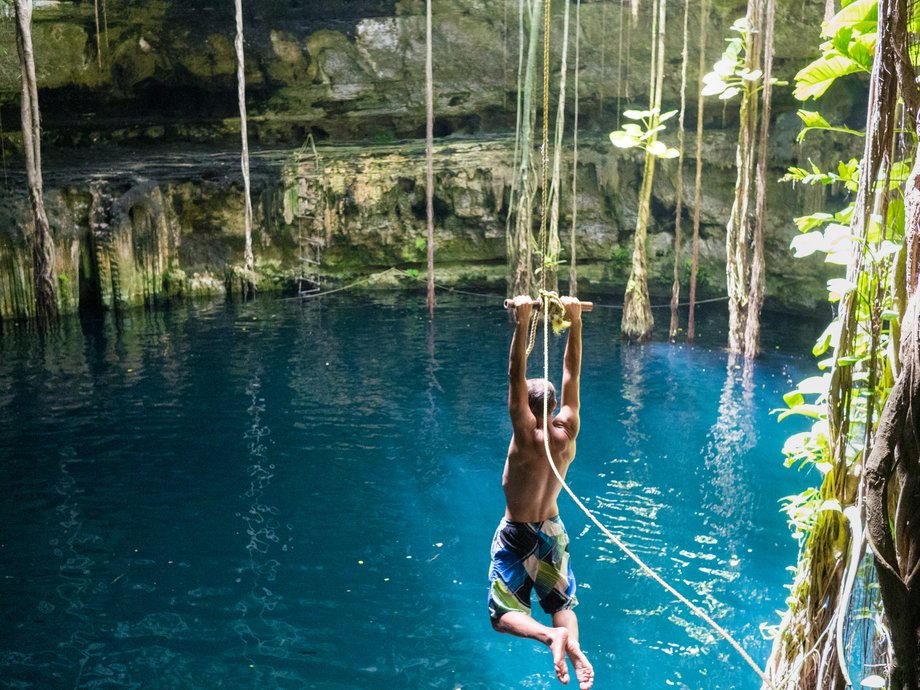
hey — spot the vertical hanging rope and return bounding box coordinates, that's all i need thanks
[539,0,551,290]
[687,0,708,342]
[669,0,691,340]
[235,0,255,294]
[547,0,570,295]
[93,0,102,67]
[425,0,436,315]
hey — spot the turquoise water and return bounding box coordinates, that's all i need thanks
[0,294,817,689]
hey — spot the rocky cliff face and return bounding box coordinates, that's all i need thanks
[0,0,860,318]
[0,0,850,144]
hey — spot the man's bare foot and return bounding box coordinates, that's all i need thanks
[546,627,570,685]
[566,640,594,690]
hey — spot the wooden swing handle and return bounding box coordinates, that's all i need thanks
[503,298,593,312]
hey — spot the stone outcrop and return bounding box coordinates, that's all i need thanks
[0,0,860,318]
[0,130,835,318]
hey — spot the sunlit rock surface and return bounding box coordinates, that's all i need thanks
[0,0,854,317]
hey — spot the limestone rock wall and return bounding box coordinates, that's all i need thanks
[0,132,834,320]
[284,136,832,307]
[0,0,858,318]
[0,0,848,145]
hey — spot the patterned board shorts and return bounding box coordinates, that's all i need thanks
[487,515,578,620]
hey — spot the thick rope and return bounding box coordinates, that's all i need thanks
[535,298,772,687]
[539,0,551,282]
[289,264,767,684]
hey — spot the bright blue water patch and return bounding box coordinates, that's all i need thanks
[0,294,820,689]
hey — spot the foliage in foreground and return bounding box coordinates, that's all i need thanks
[763,0,918,687]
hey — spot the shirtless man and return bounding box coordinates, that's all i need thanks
[488,295,594,689]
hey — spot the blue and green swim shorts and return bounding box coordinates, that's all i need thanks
[487,515,578,620]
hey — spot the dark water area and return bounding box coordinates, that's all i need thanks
[0,293,821,689]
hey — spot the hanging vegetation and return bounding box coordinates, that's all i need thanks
[764,0,920,687]
[701,5,774,357]
[742,0,775,357]
[668,0,691,341]
[687,0,709,343]
[13,0,57,326]
[545,0,571,295]
[569,0,581,297]
[234,0,255,299]
[425,0,436,314]
[609,0,676,341]
[506,0,543,298]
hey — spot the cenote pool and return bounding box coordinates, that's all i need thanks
[0,293,820,689]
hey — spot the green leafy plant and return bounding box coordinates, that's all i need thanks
[700,18,765,100]
[608,108,679,158]
[793,110,864,142]
[793,0,877,101]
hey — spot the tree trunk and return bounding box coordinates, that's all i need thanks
[425,0,436,315]
[621,0,665,342]
[764,2,903,686]
[14,0,57,326]
[687,0,708,342]
[863,4,920,688]
[725,0,764,354]
[865,293,920,690]
[742,0,776,357]
[235,0,255,299]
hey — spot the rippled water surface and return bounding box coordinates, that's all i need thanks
[0,294,818,689]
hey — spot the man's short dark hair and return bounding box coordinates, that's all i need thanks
[527,378,557,416]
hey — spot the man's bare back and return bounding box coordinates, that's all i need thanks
[487,295,594,690]
[502,415,575,522]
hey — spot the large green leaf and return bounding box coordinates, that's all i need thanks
[798,109,831,129]
[794,212,834,233]
[623,109,652,120]
[848,35,875,70]
[610,131,640,149]
[794,54,863,100]
[790,231,826,257]
[823,0,877,36]
[832,26,853,55]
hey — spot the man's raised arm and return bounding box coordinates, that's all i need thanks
[557,297,582,438]
[508,295,535,434]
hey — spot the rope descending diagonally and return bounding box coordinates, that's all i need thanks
[535,299,773,688]
[530,1,772,686]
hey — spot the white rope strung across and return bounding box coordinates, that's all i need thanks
[536,297,774,688]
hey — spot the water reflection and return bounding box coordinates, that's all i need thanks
[52,445,100,687]
[702,355,757,540]
[0,296,811,689]
[619,344,650,454]
[232,315,303,683]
